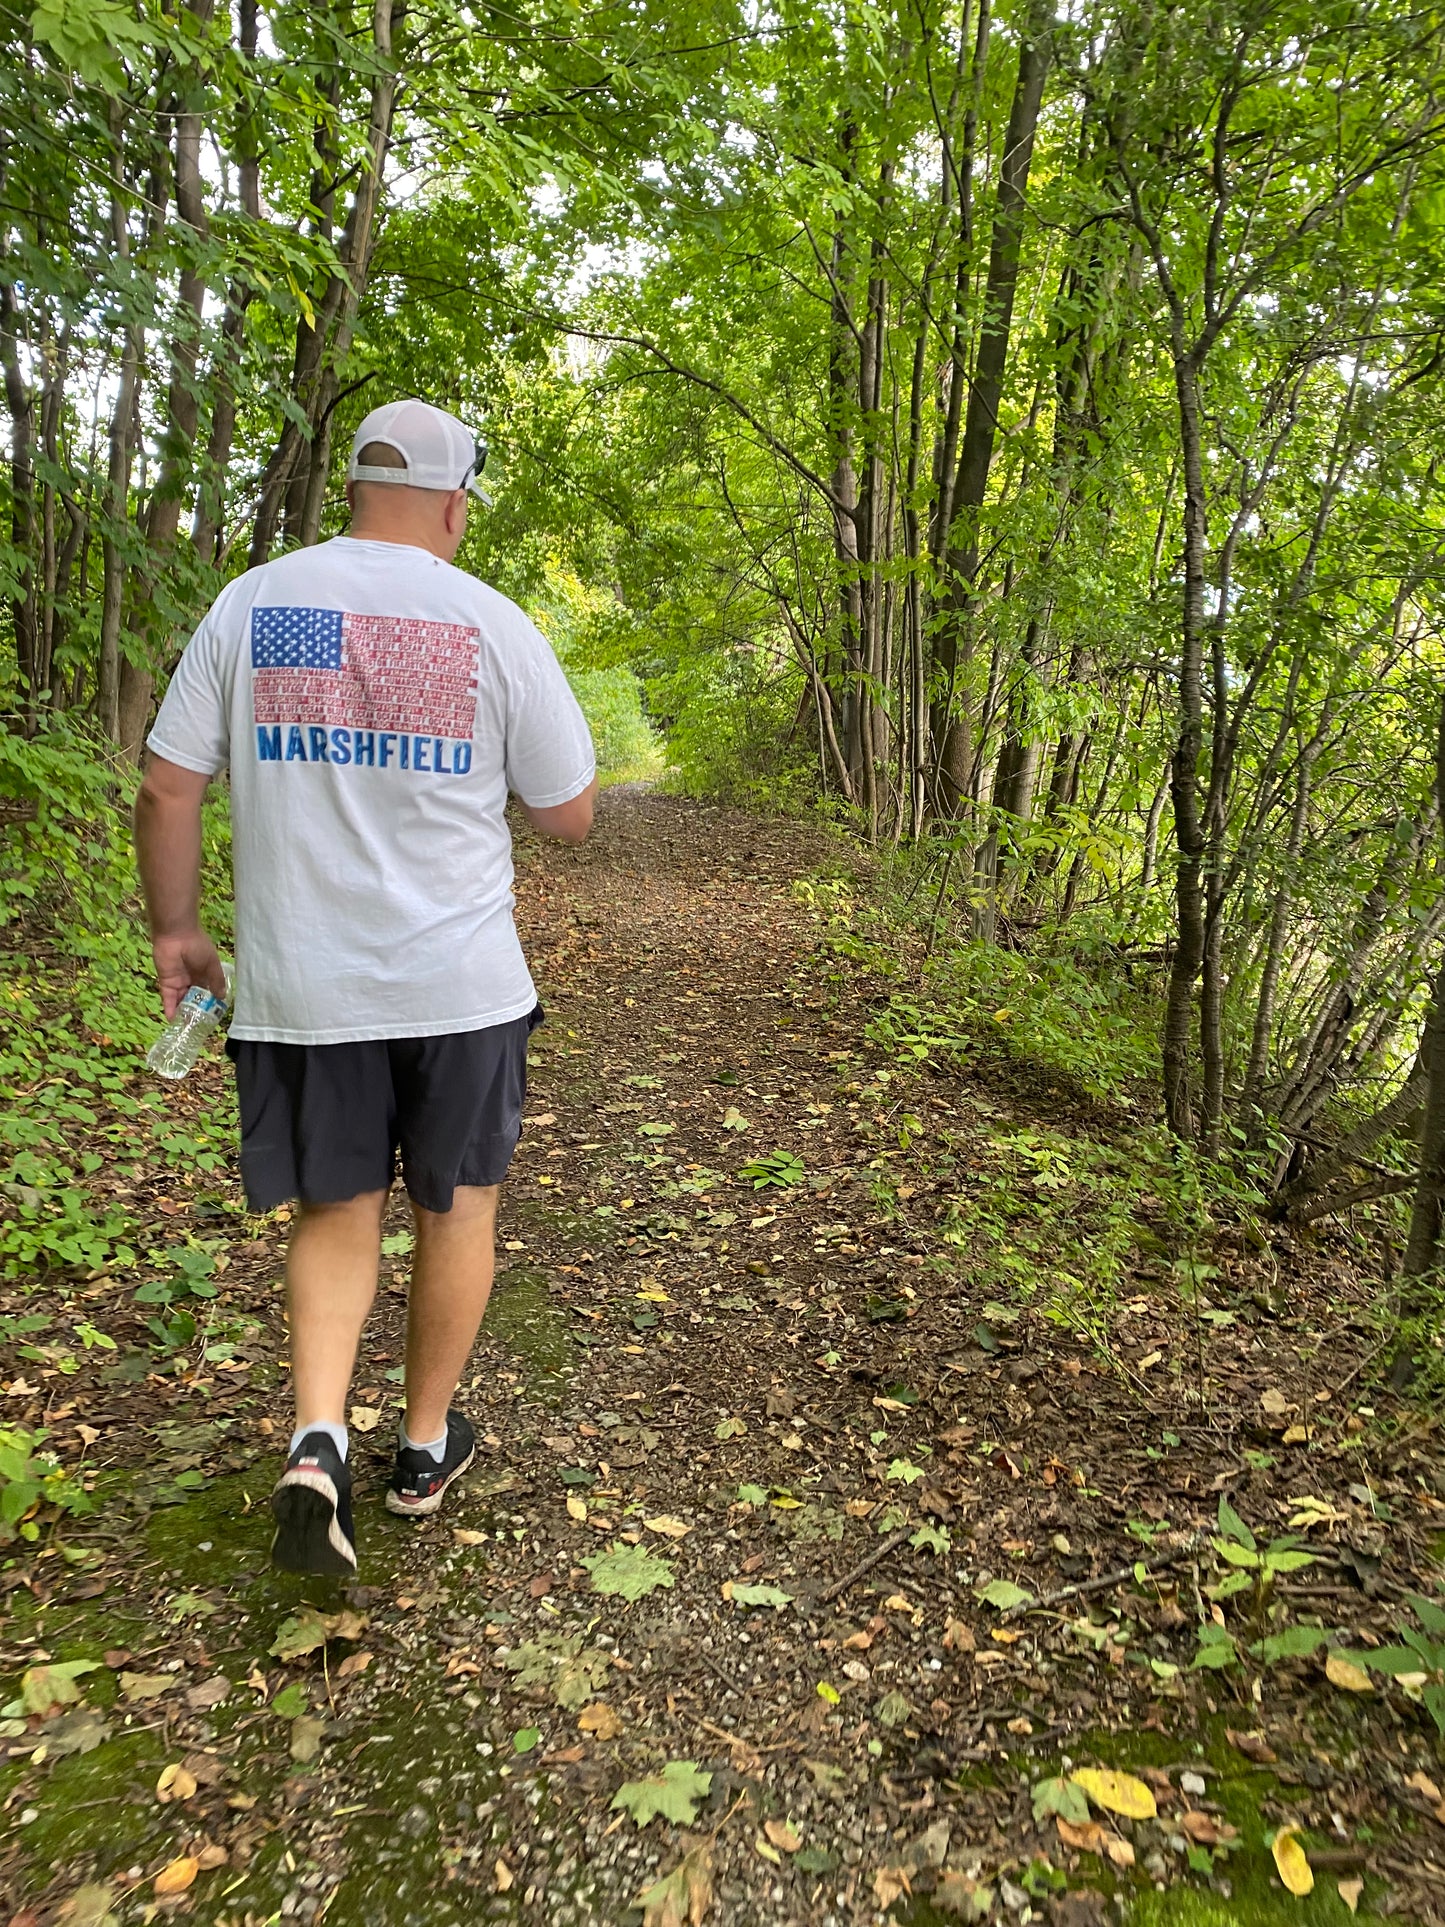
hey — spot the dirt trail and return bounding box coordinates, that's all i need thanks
[2,789,1442,1927]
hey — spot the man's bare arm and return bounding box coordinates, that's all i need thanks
[133,754,228,1017]
[521,776,598,846]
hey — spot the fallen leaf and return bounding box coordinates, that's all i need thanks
[567,1494,588,1522]
[453,1528,489,1545]
[43,1711,109,1758]
[1283,1424,1309,1445]
[1338,1877,1363,1915]
[1056,1818,1108,1855]
[1180,1811,1220,1846]
[728,1582,793,1611]
[184,1675,230,1712]
[943,1618,976,1654]
[932,1871,993,1920]
[764,1820,801,1853]
[120,1672,174,1704]
[494,1858,514,1893]
[153,1856,198,1896]
[19,1660,99,1717]
[578,1701,623,1740]
[181,1752,226,1788]
[1226,1727,1277,1763]
[873,1866,911,1907]
[637,1841,713,1927]
[581,1543,675,1600]
[289,1714,326,1762]
[349,1405,383,1433]
[1033,1777,1091,1826]
[974,1579,1033,1612]
[194,1844,229,1871]
[644,1515,693,1539]
[269,1606,368,1660]
[1260,1388,1294,1417]
[55,1882,117,1927]
[336,1651,373,1680]
[1325,1652,1373,1694]
[1070,1768,1158,1820]
[1272,1826,1313,1896]
[612,1761,713,1827]
[155,1763,198,1804]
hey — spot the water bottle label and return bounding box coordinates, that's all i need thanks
[179,985,225,1019]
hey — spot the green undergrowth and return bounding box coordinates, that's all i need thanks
[792,866,1275,1352]
[0,720,236,1282]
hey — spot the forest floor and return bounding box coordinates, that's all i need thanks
[3,788,1445,1927]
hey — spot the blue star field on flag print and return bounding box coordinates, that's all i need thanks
[250,606,345,669]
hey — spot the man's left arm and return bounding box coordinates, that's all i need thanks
[134,756,228,1018]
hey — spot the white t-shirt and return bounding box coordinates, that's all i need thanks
[148,535,596,1045]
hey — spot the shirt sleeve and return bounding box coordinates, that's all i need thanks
[504,617,597,808]
[146,591,237,776]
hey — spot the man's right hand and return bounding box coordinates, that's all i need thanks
[152,930,227,1020]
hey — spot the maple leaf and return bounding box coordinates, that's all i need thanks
[612,1761,713,1827]
[728,1583,793,1610]
[583,1543,676,1600]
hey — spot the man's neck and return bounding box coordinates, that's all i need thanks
[345,522,449,560]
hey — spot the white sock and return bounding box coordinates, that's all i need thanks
[400,1422,447,1464]
[291,1420,348,1462]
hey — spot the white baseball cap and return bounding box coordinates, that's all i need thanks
[347,398,491,502]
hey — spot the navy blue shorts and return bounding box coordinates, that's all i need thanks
[226,1007,543,1213]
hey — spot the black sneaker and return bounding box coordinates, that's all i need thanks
[271,1431,357,1576]
[386,1410,476,1517]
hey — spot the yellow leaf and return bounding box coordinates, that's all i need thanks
[348,1405,383,1433]
[1282,1424,1309,1445]
[566,1495,588,1522]
[1325,1653,1373,1693]
[1272,1826,1314,1896]
[494,1858,514,1893]
[155,1763,197,1804]
[1338,1877,1363,1914]
[755,1835,782,1865]
[644,1515,692,1539]
[1069,1768,1157,1820]
[577,1701,623,1739]
[453,1528,488,1545]
[153,1855,198,1895]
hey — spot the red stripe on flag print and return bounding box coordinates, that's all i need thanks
[253,612,480,738]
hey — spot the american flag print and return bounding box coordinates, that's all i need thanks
[251,606,480,740]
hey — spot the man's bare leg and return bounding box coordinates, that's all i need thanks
[286,1190,388,1428]
[272,1188,386,1575]
[404,1183,499,1441]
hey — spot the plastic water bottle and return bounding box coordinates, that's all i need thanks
[146,966,233,1080]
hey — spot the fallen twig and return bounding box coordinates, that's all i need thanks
[820,1527,912,1605]
[1001,1531,1212,1621]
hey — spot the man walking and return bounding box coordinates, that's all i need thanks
[134,399,596,1576]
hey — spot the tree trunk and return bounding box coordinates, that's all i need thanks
[930,0,1050,812]
[0,277,38,730]
[1161,352,1209,1137]
[116,0,218,761]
